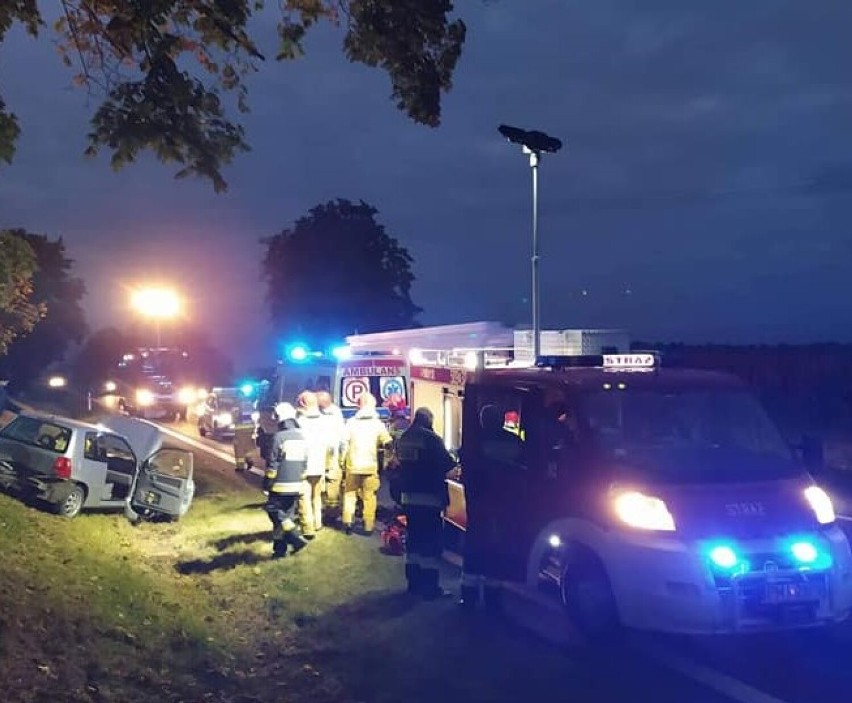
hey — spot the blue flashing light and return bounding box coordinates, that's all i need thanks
[287,344,309,362]
[709,545,739,570]
[240,383,255,397]
[791,541,818,564]
[331,345,351,361]
[787,537,832,569]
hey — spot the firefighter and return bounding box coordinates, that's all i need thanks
[458,403,524,612]
[295,390,327,538]
[317,390,345,519]
[397,407,457,598]
[263,402,310,558]
[341,392,392,535]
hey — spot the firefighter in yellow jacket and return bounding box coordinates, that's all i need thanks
[341,392,392,535]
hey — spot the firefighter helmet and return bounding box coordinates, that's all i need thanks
[296,390,319,412]
[273,402,296,422]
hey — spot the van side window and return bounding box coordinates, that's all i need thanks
[475,389,528,470]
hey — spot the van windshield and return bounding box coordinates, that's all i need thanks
[577,388,793,465]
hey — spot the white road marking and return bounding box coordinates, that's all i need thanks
[151,422,266,478]
[637,641,792,703]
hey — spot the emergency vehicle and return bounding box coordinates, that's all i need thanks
[453,352,852,637]
[107,348,206,422]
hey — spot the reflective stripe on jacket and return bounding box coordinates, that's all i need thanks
[267,425,308,495]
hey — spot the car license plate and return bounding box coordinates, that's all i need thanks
[764,581,820,603]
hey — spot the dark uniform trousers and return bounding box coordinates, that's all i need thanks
[460,502,504,610]
[265,494,301,557]
[402,496,445,596]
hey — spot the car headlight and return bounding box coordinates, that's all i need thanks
[613,490,676,532]
[136,389,155,406]
[804,486,835,525]
[103,380,117,393]
[216,412,234,426]
[177,387,196,405]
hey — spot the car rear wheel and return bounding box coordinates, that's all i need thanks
[560,552,621,643]
[54,484,85,519]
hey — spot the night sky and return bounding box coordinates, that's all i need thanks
[3,1,852,371]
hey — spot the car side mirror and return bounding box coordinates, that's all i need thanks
[800,434,824,472]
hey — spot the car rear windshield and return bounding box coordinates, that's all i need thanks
[0,415,73,454]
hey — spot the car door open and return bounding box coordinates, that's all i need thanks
[126,448,195,522]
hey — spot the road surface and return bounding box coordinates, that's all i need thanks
[154,417,852,703]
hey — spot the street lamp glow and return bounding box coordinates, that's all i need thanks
[131,288,181,319]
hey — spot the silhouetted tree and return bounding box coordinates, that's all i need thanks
[262,199,422,344]
[0,231,43,359]
[0,1,466,191]
[0,230,86,387]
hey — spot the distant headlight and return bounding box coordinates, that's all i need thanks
[48,376,67,388]
[136,389,155,406]
[216,412,234,426]
[103,380,117,393]
[177,387,196,405]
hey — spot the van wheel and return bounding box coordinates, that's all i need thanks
[560,553,621,643]
[54,484,85,519]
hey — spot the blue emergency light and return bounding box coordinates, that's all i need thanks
[240,382,255,397]
[331,345,351,361]
[286,344,310,363]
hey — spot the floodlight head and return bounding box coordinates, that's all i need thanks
[498,124,563,154]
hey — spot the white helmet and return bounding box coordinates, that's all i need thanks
[273,402,296,422]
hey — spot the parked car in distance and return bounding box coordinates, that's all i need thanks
[197,388,254,441]
[0,411,194,521]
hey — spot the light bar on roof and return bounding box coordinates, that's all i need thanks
[602,353,657,369]
[535,353,659,370]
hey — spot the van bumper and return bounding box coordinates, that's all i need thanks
[606,525,852,634]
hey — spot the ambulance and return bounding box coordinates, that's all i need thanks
[453,352,852,636]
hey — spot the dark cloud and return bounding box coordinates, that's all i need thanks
[2,1,852,369]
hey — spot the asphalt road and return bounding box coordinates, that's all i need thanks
[153,417,852,703]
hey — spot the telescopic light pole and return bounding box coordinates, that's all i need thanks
[498,125,563,360]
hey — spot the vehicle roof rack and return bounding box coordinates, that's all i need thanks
[410,347,520,370]
[535,352,660,370]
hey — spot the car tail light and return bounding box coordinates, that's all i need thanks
[53,456,72,479]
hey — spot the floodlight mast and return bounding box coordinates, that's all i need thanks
[498,124,563,360]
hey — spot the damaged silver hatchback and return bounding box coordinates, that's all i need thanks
[0,411,194,521]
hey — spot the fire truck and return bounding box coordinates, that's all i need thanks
[343,323,630,529]
[106,348,207,422]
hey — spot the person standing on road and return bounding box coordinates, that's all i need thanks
[263,402,310,558]
[340,392,392,536]
[397,407,457,599]
[458,404,524,612]
[317,390,346,522]
[295,390,327,538]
